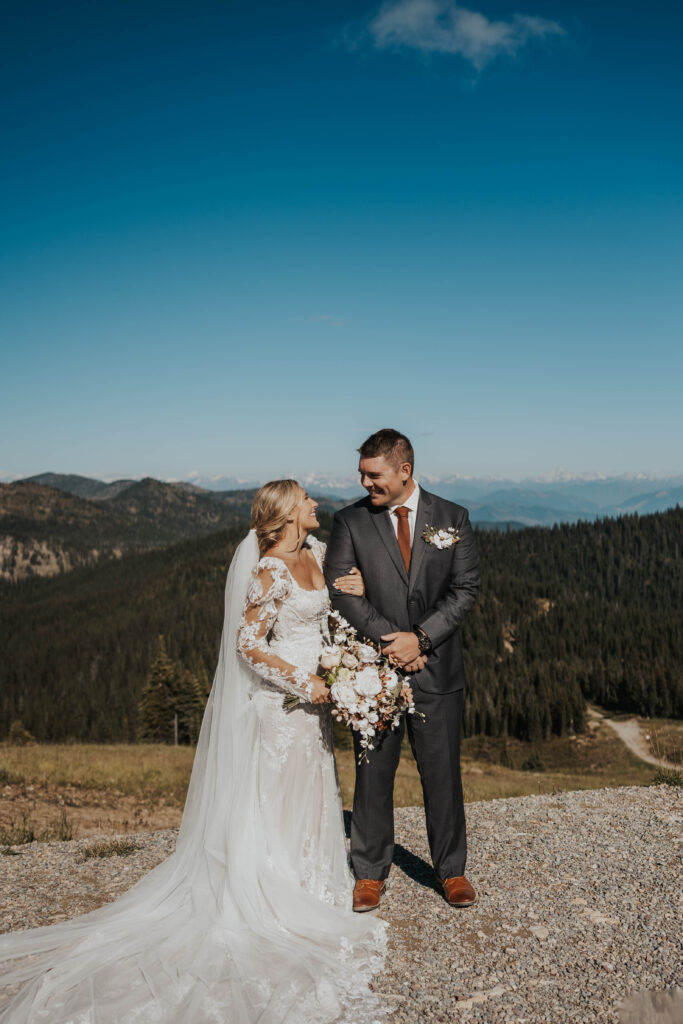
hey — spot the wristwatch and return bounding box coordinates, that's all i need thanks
[412,626,432,655]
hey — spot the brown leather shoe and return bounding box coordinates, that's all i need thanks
[352,879,386,912]
[436,875,477,907]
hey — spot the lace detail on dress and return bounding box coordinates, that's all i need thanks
[306,534,326,569]
[236,559,315,701]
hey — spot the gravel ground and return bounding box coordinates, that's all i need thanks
[1,785,681,1023]
[373,785,682,1023]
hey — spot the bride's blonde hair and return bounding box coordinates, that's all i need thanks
[251,479,302,555]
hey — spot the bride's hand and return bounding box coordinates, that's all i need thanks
[334,566,365,596]
[310,675,331,704]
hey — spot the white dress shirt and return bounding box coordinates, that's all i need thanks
[387,482,420,547]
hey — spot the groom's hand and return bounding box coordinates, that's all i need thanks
[381,631,421,668]
[404,655,428,673]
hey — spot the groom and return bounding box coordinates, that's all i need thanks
[324,428,481,911]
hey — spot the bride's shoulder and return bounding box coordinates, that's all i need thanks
[247,556,292,607]
[306,534,327,566]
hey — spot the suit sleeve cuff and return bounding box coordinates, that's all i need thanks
[416,612,450,649]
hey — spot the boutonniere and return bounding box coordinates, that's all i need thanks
[422,525,461,549]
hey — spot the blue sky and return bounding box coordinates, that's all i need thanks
[1,0,681,482]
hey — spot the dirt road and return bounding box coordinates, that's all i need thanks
[587,707,679,770]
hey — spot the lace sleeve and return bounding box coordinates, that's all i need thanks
[307,535,326,569]
[236,560,314,701]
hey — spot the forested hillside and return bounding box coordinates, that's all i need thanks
[1,508,680,743]
[462,507,682,737]
[0,479,344,582]
[0,480,248,581]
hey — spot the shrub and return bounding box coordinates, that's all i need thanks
[78,838,140,861]
[652,767,683,787]
[8,720,35,746]
[521,751,546,772]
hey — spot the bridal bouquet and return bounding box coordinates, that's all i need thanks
[285,609,418,761]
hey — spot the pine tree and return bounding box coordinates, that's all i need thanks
[138,636,177,743]
[174,669,205,745]
[195,656,211,702]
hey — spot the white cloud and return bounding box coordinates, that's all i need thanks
[364,0,564,70]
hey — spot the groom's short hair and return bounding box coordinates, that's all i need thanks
[358,429,414,474]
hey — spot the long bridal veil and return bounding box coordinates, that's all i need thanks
[0,530,386,1024]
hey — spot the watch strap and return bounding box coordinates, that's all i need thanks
[412,626,432,655]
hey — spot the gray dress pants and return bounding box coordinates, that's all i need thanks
[350,685,467,881]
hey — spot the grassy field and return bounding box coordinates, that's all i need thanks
[1,711,674,843]
[0,742,194,802]
[641,717,683,764]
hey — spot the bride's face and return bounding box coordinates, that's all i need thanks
[294,488,320,531]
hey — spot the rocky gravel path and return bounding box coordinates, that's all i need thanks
[373,785,681,1023]
[1,785,681,1023]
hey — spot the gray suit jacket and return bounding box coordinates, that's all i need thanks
[323,488,480,694]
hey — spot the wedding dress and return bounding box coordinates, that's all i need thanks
[0,531,387,1023]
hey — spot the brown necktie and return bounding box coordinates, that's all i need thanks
[394,506,411,572]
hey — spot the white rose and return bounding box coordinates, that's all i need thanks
[330,681,359,708]
[319,645,342,670]
[341,652,359,669]
[336,667,353,682]
[353,666,382,698]
[382,670,403,700]
[355,643,379,664]
[382,668,399,689]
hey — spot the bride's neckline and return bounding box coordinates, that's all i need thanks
[263,543,326,594]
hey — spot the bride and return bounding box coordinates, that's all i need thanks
[0,480,388,1023]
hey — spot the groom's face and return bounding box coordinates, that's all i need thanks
[359,455,412,507]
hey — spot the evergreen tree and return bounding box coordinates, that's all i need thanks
[138,636,177,743]
[195,656,211,702]
[174,669,205,745]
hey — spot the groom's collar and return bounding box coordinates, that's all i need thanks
[387,481,420,514]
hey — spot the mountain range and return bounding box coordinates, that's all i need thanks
[1,470,681,582]
[295,472,683,522]
[0,476,344,582]
[177,471,683,518]
[11,470,683,515]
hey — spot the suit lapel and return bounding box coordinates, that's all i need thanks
[408,488,431,592]
[369,505,409,585]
